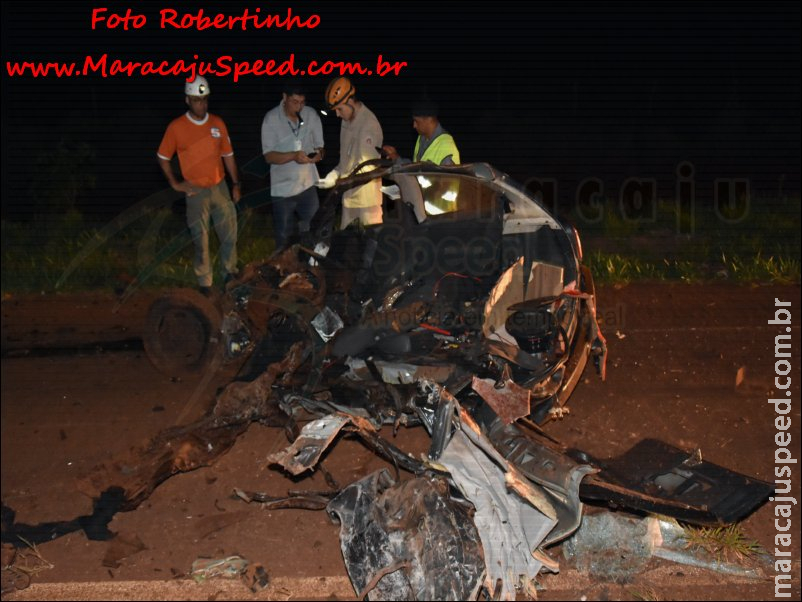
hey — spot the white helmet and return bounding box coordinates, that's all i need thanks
[185,76,210,97]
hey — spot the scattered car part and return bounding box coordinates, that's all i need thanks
[563,512,766,582]
[233,488,334,511]
[569,438,774,525]
[266,413,361,476]
[470,405,596,546]
[190,555,249,584]
[142,288,222,378]
[439,429,556,599]
[327,469,484,601]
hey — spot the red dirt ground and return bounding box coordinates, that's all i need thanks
[2,282,800,600]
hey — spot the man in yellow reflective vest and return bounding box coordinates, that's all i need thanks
[383,98,460,165]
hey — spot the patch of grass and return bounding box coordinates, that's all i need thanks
[2,208,277,294]
[2,536,55,591]
[585,251,707,284]
[2,194,800,292]
[629,586,660,601]
[720,251,801,284]
[682,524,764,563]
[584,245,799,286]
[585,251,666,284]
[574,195,800,284]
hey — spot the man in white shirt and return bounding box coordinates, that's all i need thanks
[318,76,384,229]
[261,81,325,249]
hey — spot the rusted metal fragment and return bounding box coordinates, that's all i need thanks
[233,489,333,511]
[77,343,306,510]
[283,397,424,475]
[471,375,531,424]
[240,254,326,339]
[327,469,484,601]
[266,414,351,476]
[265,406,384,477]
[345,412,382,434]
[243,287,322,338]
[212,341,306,418]
[78,420,251,511]
[270,245,327,289]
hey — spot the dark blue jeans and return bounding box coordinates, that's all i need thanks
[271,186,319,249]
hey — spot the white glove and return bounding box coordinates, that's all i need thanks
[317,169,339,189]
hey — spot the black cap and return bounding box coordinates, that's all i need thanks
[282,79,307,97]
[411,98,438,117]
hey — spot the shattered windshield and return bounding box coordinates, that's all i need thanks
[383,170,503,225]
[416,174,496,218]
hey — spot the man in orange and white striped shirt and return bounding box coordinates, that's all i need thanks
[158,76,241,295]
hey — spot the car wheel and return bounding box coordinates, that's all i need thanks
[143,288,222,378]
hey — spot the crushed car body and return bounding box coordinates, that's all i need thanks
[2,162,773,599]
[146,161,608,421]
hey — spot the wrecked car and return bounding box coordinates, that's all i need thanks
[4,162,770,600]
[143,161,608,425]
[135,161,616,597]
[130,161,771,598]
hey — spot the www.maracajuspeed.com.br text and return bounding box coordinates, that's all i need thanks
[5,53,409,82]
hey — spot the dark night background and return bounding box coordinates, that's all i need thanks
[1,1,800,223]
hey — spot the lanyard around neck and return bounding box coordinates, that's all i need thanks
[287,109,304,138]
